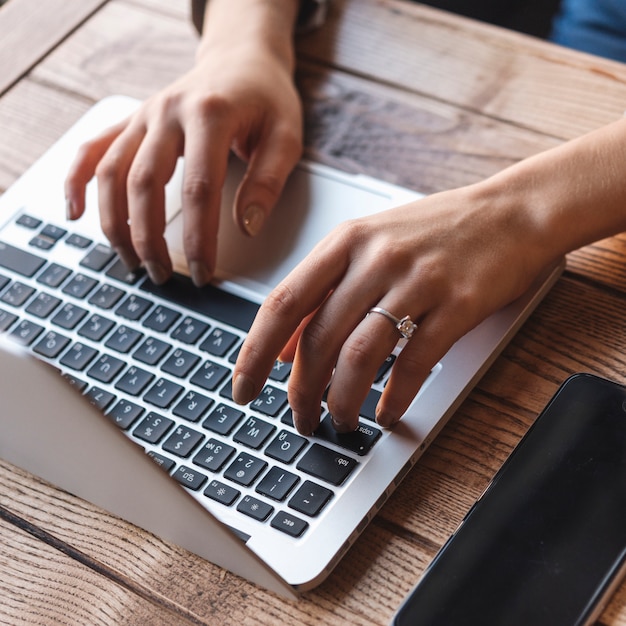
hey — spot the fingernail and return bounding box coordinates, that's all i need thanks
[376,409,398,429]
[232,372,256,405]
[144,261,170,285]
[331,414,355,433]
[189,261,212,287]
[242,204,266,237]
[293,412,314,436]
[65,197,75,221]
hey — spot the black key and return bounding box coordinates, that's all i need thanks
[63,374,88,392]
[147,451,176,473]
[107,399,144,430]
[114,366,154,396]
[16,214,42,229]
[173,390,213,422]
[62,273,98,299]
[271,511,308,537]
[25,292,61,318]
[85,386,116,411]
[161,348,200,378]
[374,354,395,383]
[88,284,125,309]
[132,411,173,444]
[172,465,207,491]
[256,467,299,501]
[37,263,71,288]
[143,377,184,409]
[141,273,259,332]
[9,319,44,346]
[79,244,115,272]
[265,430,308,464]
[237,495,273,521]
[32,331,71,359]
[0,274,9,292]
[104,325,143,353]
[204,479,240,506]
[359,388,382,422]
[133,336,170,366]
[0,241,45,277]
[224,452,267,487]
[171,316,210,345]
[233,416,276,449]
[51,303,89,330]
[77,314,115,341]
[40,224,67,242]
[0,307,18,331]
[86,354,126,384]
[193,439,236,472]
[29,235,54,251]
[59,342,98,371]
[1,282,35,307]
[269,360,292,383]
[190,360,230,392]
[296,444,358,486]
[105,258,144,285]
[202,403,244,435]
[143,305,180,333]
[115,294,152,321]
[250,385,288,418]
[65,233,92,249]
[288,480,333,517]
[199,327,238,357]
[162,425,204,458]
[315,415,382,456]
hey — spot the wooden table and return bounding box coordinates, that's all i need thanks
[2,0,626,624]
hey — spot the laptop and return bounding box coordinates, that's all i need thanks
[0,96,564,598]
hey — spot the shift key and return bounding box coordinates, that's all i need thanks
[0,241,45,277]
[296,443,358,486]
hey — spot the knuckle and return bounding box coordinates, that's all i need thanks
[299,317,333,357]
[95,154,123,186]
[262,283,300,319]
[181,174,211,207]
[341,332,375,372]
[127,163,157,195]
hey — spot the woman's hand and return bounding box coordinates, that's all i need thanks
[64,0,302,287]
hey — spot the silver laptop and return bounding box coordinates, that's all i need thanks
[0,96,564,598]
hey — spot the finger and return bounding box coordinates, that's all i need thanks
[64,121,127,221]
[95,122,147,271]
[278,309,318,362]
[180,114,235,287]
[126,124,182,283]
[234,124,302,237]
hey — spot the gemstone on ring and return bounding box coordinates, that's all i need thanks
[368,307,418,340]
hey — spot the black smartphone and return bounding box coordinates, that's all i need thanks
[392,373,626,626]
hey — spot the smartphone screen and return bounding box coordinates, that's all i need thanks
[392,373,626,626]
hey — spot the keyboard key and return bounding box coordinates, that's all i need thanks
[133,336,171,366]
[269,360,292,383]
[250,385,288,417]
[190,360,230,392]
[9,319,44,346]
[172,465,207,491]
[296,444,358,486]
[40,224,67,242]
[204,479,240,506]
[224,452,267,487]
[132,411,173,444]
[0,307,18,331]
[63,374,88,392]
[315,415,382,456]
[104,325,143,353]
[88,284,125,309]
[105,258,145,285]
[171,316,209,345]
[29,235,54,251]
[85,386,116,411]
[51,303,88,330]
[107,399,144,430]
[199,327,239,357]
[37,263,71,288]
[86,353,126,384]
[233,416,276,449]
[77,314,115,341]
[79,244,115,272]
[237,495,273,521]
[115,294,152,321]
[65,233,92,249]
[271,511,308,537]
[32,331,71,359]
[374,354,395,382]
[16,214,42,229]
[265,430,308,464]
[0,274,8,292]
[256,467,299,501]
[162,425,204,458]
[25,292,61,318]
[59,342,98,371]
[1,282,35,307]
[62,273,98,299]
[202,403,244,435]
[193,439,236,472]
[114,366,154,396]
[143,304,180,333]
[147,451,176,473]
[161,348,200,378]
[359,388,381,422]
[288,480,333,517]
[0,240,45,277]
[143,377,184,408]
[173,390,213,422]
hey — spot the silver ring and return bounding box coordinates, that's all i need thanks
[368,307,418,340]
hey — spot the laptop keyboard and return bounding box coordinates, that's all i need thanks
[0,214,392,540]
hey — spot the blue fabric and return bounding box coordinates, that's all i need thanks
[550,0,626,62]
